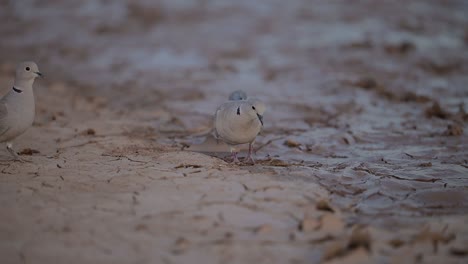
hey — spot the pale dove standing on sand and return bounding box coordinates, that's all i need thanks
[228,90,248,101]
[0,61,42,161]
[214,98,266,163]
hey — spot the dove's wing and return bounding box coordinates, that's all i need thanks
[213,102,236,139]
[212,108,221,139]
[214,101,237,144]
[0,99,10,136]
[0,99,7,116]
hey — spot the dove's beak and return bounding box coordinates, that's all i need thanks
[257,114,264,126]
[35,72,43,78]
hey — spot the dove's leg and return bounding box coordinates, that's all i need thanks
[6,142,24,162]
[245,142,255,164]
[231,151,240,163]
[228,146,240,163]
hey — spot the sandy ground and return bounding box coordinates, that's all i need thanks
[0,0,467,263]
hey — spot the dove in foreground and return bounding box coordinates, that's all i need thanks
[0,61,42,161]
[214,98,266,163]
[228,90,248,101]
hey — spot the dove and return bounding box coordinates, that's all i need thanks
[0,61,42,161]
[228,90,248,101]
[214,98,266,163]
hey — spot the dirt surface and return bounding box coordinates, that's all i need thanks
[1,0,467,263]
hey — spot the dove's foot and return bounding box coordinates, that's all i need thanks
[232,152,241,163]
[244,142,256,164]
[6,143,28,163]
[244,156,255,165]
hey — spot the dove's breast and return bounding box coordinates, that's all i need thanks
[215,106,262,145]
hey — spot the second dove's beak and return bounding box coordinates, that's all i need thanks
[35,72,43,78]
[257,114,263,126]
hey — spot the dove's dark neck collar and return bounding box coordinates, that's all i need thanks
[12,87,23,93]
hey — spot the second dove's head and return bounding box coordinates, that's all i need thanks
[16,61,42,80]
[229,90,248,101]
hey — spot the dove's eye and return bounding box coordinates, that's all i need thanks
[252,106,256,110]
[25,67,30,71]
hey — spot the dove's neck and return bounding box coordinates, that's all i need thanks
[13,78,35,93]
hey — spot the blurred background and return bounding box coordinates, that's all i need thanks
[0,0,467,263]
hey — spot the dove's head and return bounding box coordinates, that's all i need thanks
[16,61,42,81]
[245,98,266,126]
